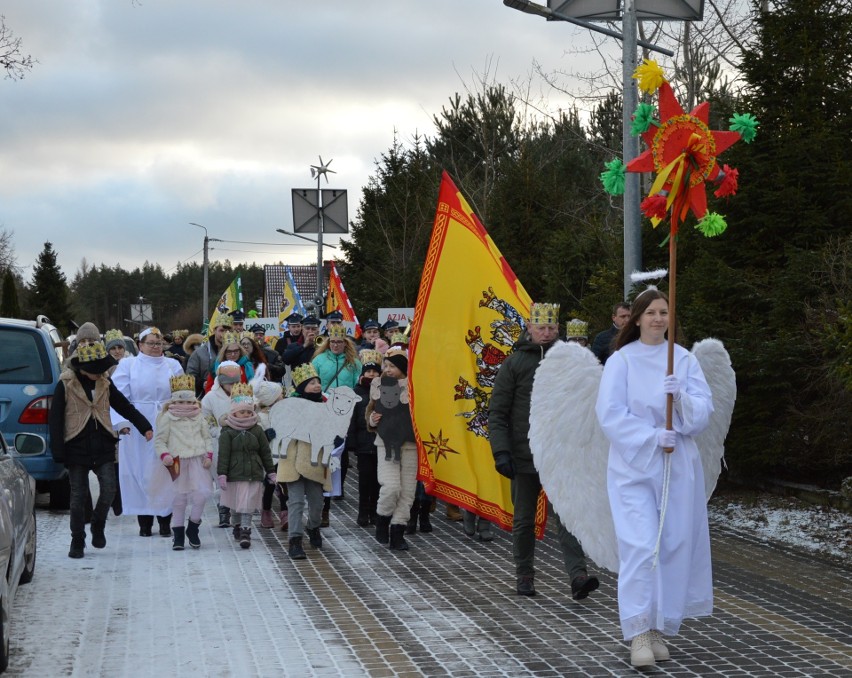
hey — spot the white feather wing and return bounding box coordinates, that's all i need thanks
[529,341,619,573]
[691,338,737,499]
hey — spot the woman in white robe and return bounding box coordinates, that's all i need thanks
[595,289,714,668]
[111,328,184,536]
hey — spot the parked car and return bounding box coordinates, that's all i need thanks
[0,316,70,509]
[0,431,38,673]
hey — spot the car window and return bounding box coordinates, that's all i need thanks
[0,328,51,384]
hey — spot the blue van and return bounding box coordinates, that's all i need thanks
[0,316,70,508]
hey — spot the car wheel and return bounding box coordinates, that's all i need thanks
[48,475,71,511]
[19,511,36,585]
[0,594,8,673]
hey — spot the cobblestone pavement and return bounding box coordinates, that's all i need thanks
[7,471,852,677]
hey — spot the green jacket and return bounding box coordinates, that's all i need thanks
[217,424,275,481]
[487,336,551,474]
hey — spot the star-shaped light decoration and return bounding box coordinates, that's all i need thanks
[422,429,460,463]
[310,156,335,182]
[601,59,758,238]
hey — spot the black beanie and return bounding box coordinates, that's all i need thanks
[385,353,408,377]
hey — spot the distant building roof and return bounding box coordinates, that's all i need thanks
[263,262,332,316]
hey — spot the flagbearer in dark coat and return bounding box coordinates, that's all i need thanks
[282,315,321,368]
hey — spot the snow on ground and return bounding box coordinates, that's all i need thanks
[707,489,851,561]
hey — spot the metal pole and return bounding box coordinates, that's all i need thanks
[190,223,210,326]
[316,172,324,311]
[622,0,642,299]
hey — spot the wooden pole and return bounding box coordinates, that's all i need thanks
[664,232,677,453]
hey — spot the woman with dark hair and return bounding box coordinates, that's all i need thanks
[595,288,715,668]
[239,333,268,386]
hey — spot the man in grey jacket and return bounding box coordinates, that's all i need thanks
[186,321,231,395]
[488,302,599,599]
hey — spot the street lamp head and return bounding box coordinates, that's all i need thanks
[503,0,550,16]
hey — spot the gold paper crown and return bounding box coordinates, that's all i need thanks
[103,329,123,344]
[77,342,108,363]
[328,325,347,340]
[239,331,254,341]
[230,383,254,399]
[292,363,319,387]
[169,374,195,393]
[222,331,241,347]
[172,329,189,339]
[529,303,559,325]
[359,349,382,366]
[389,332,408,346]
[566,318,589,338]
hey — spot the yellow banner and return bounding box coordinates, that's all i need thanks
[409,172,545,537]
[208,276,242,335]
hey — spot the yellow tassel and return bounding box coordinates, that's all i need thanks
[633,59,666,95]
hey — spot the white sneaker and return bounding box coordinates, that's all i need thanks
[630,631,656,667]
[650,630,670,661]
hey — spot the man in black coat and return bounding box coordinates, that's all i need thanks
[282,315,321,368]
[591,302,631,365]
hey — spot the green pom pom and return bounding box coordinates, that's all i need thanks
[600,158,626,196]
[729,113,759,143]
[631,103,657,136]
[695,212,728,237]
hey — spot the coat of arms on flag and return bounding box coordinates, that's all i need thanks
[409,172,546,537]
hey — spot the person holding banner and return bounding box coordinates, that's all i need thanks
[488,302,600,600]
[282,316,321,369]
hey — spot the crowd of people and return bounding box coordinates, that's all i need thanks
[47,294,718,669]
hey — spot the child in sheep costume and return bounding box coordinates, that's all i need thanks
[154,374,214,550]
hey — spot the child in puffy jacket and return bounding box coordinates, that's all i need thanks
[154,375,214,551]
[216,384,276,549]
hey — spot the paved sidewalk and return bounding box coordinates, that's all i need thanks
[7,472,852,677]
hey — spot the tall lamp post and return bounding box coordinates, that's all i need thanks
[189,223,222,327]
[502,0,675,299]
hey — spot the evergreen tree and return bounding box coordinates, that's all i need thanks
[1,269,21,317]
[30,242,70,332]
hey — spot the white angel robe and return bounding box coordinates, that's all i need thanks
[111,353,184,516]
[595,340,714,641]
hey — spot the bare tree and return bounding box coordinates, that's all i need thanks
[0,228,19,276]
[0,15,35,80]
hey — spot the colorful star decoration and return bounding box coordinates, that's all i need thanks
[600,59,758,238]
[422,429,460,463]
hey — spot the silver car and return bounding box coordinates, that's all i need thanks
[0,432,39,672]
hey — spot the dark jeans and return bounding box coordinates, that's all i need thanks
[262,479,288,512]
[356,453,379,515]
[68,462,116,542]
[511,471,587,579]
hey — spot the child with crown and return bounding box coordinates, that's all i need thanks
[49,338,153,559]
[216,384,276,549]
[154,374,215,550]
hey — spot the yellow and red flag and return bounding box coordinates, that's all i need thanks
[326,261,361,337]
[409,172,545,537]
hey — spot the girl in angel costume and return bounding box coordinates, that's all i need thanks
[529,287,735,669]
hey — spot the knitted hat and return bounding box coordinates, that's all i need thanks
[104,329,125,351]
[229,383,254,413]
[75,322,101,345]
[384,353,408,377]
[254,380,283,407]
[216,360,242,385]
[71,341,116,374]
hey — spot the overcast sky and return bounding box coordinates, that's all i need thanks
[1,0,620,281]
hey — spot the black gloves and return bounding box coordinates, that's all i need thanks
[265,428,276,441]
[333,435,345,448]
[493,450,515,479]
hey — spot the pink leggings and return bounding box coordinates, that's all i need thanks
[172,489,212,525]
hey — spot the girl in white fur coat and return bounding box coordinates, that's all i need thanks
[155,375,214,550]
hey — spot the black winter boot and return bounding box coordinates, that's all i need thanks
[172,526,185,550]
[68,537,85,559]
[239,527,251,549]
[138,515,154,537]
[90,520,107,548]
[418,500,433,533]
[389,524,409,551]
[232,524,242,541]
[217,504,231,528]
[375,514,391,545]
[186,520,201,549]
[356,500,369,527]
[306,527,322,549]
[406,500,419,535]
[157,514,172,537]
[288,536,306,560]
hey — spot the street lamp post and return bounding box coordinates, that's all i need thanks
[189,222,210,327]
